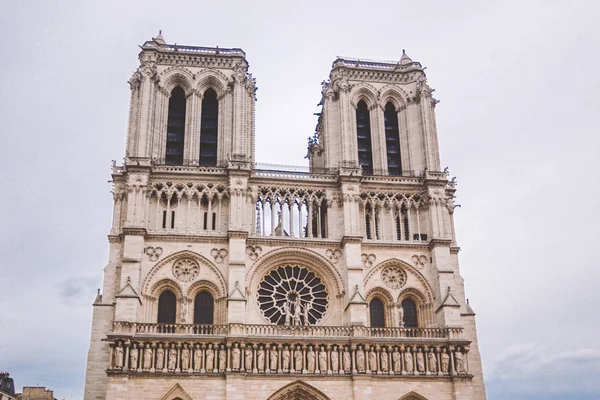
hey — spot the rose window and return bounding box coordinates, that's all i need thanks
[172,258,200,282]
[257,265,328,325]
[381,266,407,290]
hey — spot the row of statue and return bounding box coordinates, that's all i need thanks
[112,341,468,376]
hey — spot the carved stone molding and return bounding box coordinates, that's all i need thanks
[325,249,342,264]
[210,248,228,264]
[411,255,428,268]
[361,253,376,268]
[381,266,407,290]
[145,246,163,262]
[246,245,262,261]
[172,259,200,282]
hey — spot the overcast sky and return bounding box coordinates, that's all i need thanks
[1,1,599,399]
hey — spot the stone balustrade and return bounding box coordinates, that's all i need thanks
[112,322,463,340]
[108,339,471,378]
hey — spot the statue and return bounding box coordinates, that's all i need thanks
[331,348,339,372]
[441,351,450,373]
[257,346,265,371]
[143,344,152,370]
[284,301,292,325]
[270,346,278,371]
[342,347,351,372]
[404,349,414,373]
[245,347,253,370]
[380,348,389,372]
[356,347,365,372]
[293,299,302,326]
[455,349,466,373]
[319,347,327,372]
[416,349,425,372]
[130,344,139,370]
[392,349,401,373]
[219,346,227,370]
[181,346,190,370]
[232,345,241,370]
[282,346,290,370]
[428,350,437,373]
[398,305,405,328]
[302,302,311,326]
[294,347,303,371]
[168,345,177,370]
[193,346,201,371]
[369,348,377,372]
[114,343,124,369]
[156,345,164,370]
[206,347,214,371]
[307,346,316,372]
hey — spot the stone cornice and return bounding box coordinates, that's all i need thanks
[228,231,248,240]
[145,234,229,244]
[361,241,430,251]
[122,227,147,236]
[341,236,363,246]
[428,239,452,250]
[248,236,341,248]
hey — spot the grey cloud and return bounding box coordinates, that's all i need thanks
[56,277,99,305]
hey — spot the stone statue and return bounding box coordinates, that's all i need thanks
[232,345,241,370]
[356,347,365,372]
[293,299,302,326]
[168,345,177,370]
[404,349,414,373]
[245,347,253,370]
[156,345,164,370]
[294,347,303,370]
[380,348,388,372]
[257,346,265,371]
[398,305,405,328]
[319,347,327,372]
[331,348,339,372]
[114,344,124,369]
[428,350,437,373]
[416,349,425,372]
[143,344,152,370]
[441,351,450,374]
[206,347,214,371]
[193,346,201,371]
[455,349,466,373]
[130,344,139,370]
[343,347,351,372]
[284,301,292,325]
[282,346,290,370]
[219,346,227,370]
[181,346,190,370]
[369,348,377,372]
[270,346,278,371]
[392,349,401,373]
[307,346,316,372]
[302,302,311,326]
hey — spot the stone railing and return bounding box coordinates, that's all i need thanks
[112,322,463,340]
[107,338,471,378]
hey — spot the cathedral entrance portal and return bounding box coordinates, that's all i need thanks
[267,381,331,400]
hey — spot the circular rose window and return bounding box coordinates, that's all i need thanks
[257,265,328,325]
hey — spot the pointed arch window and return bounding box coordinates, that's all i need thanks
[356,100,373,175]
[200,88,218,166]
[369,298,385,327]
[384,102,402,175]
[401,298,418,328]
[157,290,177,324]
[165,87,186,165]
[193,291,214,324]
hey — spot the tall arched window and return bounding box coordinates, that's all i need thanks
[193,291,214,324]
[356,100,373,175]
[200,88,218,166]
[369,298,385,327]
[384,102,402,176]
[401,298,418,328]
[157,290,177,324]
[165,87,186,165]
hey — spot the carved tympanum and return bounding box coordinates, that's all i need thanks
[172,258,200,282]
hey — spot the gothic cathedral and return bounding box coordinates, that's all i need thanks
[84,33,487,400]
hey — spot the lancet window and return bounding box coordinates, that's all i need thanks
[200,88,218,166]
[254,188,327,238]
[361,193,427,242]
[165,87,186,165]
[369,298,385,327]
[356,100,373,175]
[193,291,214,324]
[384,102,402,176]
[157,290,177,324]
[401,298,418,328]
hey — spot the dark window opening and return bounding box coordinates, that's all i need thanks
[365,204,373,240]
[157,290,177,324]
[402,206,409,240]
[384,102,402,176]
[212,212,216,230]
[162,210,167,229]
[413,233,428,241]
[200,89,218,166]
[401,298,418,328]
[171,211,175,229]
[369,298,385,327]
[165,87,186,165]
[395,214,402,240]
[193,291,214,324]
[203,212,208,230]
[356,100,373,175]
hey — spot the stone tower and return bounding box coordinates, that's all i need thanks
[83,34,486,400]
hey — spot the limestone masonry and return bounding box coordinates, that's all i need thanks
[83,32,487,400]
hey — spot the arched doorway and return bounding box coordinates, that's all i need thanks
[267,381,330,400]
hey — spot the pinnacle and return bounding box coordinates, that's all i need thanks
[153,30,166,45]
[400,49,413,65]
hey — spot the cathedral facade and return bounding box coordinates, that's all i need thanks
[83,33,486,400]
